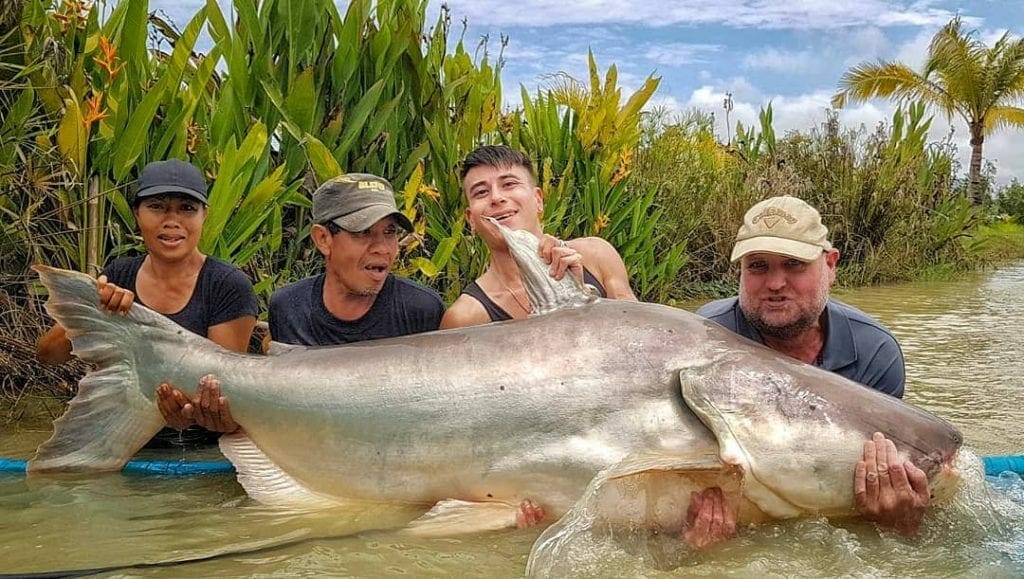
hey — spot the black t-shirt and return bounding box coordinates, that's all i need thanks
[268,273,444,346]
[101,254,258,448]
[102,255,258,337]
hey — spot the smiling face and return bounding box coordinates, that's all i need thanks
[133,194,207,263]
[312,216,400,297]
[738,250,839,340]
[462,163,544,248]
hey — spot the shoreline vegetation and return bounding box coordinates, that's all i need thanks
[2,1,1024,408]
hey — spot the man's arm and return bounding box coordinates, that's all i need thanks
[571,237,637,301]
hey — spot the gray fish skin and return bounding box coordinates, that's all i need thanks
[28,223,962,532]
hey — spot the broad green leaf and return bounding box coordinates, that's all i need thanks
[303,133,343,183]
[333,78,386,159]
[56,93,87,178]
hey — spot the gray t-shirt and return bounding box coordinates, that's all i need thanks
[696,297,906,398]
[268,273,444,346]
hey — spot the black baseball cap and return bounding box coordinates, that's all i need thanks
[134,159,209,205]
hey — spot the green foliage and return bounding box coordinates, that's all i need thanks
[994,179,1024,220]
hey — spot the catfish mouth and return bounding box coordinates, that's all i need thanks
[928,457,963,506]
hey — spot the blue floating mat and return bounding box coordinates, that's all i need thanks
[983,455,1024,476]
[2,455,1022,477]
[0,457,235,475]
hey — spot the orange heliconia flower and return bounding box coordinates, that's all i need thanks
[94,36,124,80]
[81,92,109,130]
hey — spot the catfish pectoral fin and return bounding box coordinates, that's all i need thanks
[405,498,541,536]
[219,431,339,508]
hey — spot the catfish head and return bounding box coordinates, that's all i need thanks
[678,336,962,518]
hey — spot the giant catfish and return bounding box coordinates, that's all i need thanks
[28,221,962,540]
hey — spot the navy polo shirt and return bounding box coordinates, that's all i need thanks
[696,297,905,398]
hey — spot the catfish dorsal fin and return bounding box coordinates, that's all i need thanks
[491,219,597,315]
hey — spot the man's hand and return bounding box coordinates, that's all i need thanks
[682,487,737,549]
[96,275,134,315]
[538,235,584,282]
[189,374,240,434]
[854,432,929,536]
[155,375,240,434]
[156,382,194,430]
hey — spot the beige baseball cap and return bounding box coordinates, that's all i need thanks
[730,196,832,263]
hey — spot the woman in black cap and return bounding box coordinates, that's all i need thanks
[36,159,258,445]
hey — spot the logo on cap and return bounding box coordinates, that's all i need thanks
[752,207,797,229]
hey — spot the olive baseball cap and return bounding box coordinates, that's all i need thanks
[134,159,208,205]
[731,196,832,263]
[311,173,413,232]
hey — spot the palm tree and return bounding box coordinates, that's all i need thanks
[832,17,1024,203]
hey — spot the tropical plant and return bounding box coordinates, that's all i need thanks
[498,52,686,302]
[832,17,1024,203]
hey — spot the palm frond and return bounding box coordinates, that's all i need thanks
[832,61,953,115]
[984,106,1024,133]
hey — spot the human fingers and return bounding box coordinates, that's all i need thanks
[215,396,240,434]
[905,461,930,503]
[854,460,868,502]
[884,439,911,493]
[685,490,702,528]
[100,286,134,315]
[538,235,559,263]
[515,499,545,528]
[156,383,191,430]
[862,440,880,504]
[710,487,725,533]
[550,247,583,280]
[872,432,890,483]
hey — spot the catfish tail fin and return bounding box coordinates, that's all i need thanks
[28,265,169,473]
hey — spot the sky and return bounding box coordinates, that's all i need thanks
[149,0,1024,186]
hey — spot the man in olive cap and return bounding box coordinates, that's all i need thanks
[268,173,443,346]
[179,173,444,434]
[689,196,927,546]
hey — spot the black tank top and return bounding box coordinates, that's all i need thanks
[461,267,608,322]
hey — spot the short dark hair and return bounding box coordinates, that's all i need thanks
[322,221,343,235]
[459,145,536,184]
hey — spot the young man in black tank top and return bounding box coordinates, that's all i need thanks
[441,145,637,329]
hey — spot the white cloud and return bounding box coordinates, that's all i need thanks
[644,43,722,67]
[439,0,959,30]
[743,48,820,74]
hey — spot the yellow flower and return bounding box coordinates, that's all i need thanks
[593,213,610,235]
[417,183,441,201]
[610,147,633,186]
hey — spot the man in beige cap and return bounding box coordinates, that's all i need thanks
[691,196,928,545]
